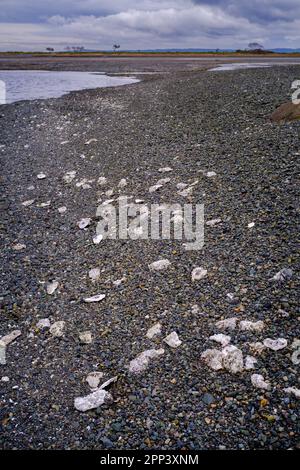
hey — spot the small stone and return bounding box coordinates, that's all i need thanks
[1,376,9,382]
[248,342,266,355]
[22,199,35,207]
[149,259,171,271]
[206,218,222,226]
[50,321,65,338]
[74,389,112,412]
[191,267,207,282]
[37,173,46,179]
[63,171,76,183]
[201,349,223,371]
[271,268,293,283]
[79,331,92,344]
[206,171,216,177]
[98,177,107,186]
[248,222,255,228]
[245,355,257,370]
[222,345,244,374]
[118,178,127,188]
[251,374,271,391]
[284,387,300,399]
[12,243,26,251]
[146,322,162,340]
[263,338,288,351]
[209,333,231,347]
[158,167,172,173]
[84,294,106,303]
[202,393,215,405]
[163,331,182,348]
[93,234,103,245]
[58,206,67,214]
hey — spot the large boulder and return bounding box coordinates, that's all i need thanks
[270,101,300,122]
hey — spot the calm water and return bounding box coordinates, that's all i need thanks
[209,63,272,71]
[0,70,139,104]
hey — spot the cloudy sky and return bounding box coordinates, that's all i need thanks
[0,0,300,51]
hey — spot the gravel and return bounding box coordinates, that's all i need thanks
[0,59,299,449]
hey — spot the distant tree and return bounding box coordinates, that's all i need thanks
[46,47,54,52]
[113,44,120,52]
[248,42,264,51]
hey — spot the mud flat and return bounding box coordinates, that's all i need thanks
[0,60,299,449]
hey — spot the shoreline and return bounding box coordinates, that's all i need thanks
[0,61,299,450]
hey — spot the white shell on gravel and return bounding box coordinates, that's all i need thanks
[74,389,112,412]
[222,345,244,374]
[206,218,222,226]
[118,178,127,188]
[149,183,163,193]
[215,317,238,330]
[99,376,118,390]
[158,167,172,173]
[37,201,51,208]
[163,331,182,348]
[271,268,293,282]
[63,171,76,183]
[93,234,103,245]
[251,374,271,390]
[76,179,92,189]
[46,280,59,295]
[12,243,26,251]
[248,222,255,228]
[50,321,65,337]
[245,355,257,370]
[263,338,287,351]
[22,199,35,207]
[36,319,51,330]
[176,182,188,190]
[58,206,67,214]
[84,294,106,303]
[128,348,164,374]
[89,268,100,281]
[79,331,93,344]
[191,267,207,281]
[85,138,97,145]
[78,218,91,229]
[291,349,300,365]
[284,387,300,399]
[209,333,231,347]
[149,259,171,271]
[112,277,126,287]
[201,349,223,371]
[98,177,107,186]
[178,186,194,197]
[105,189,114,197]
[86,372,104,389]
[239,320,264,332]
[37,173,46,179]
[0,330,21,364]
[206,171,216,178]
[146,322,162,340]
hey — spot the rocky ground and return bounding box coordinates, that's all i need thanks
[0,60,299,450]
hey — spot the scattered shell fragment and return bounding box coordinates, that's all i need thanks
[36,319,51,330]
[271,268,293,282]
[93,234,103,245]
[0,330,22,364]
[206,218,222,226]
[149,259,171,272]
[12,243,26,251]
[58,206,67,214]
[98,176,107,186]
[178,186,194,197]
[22,199,35,207]
[36,201,51,208]
[46,280,59,295]
[248,222,255,228]
[206,171,216,178]
[149,183,163,193]
[74,389,112,412]
[201,349,223,371]
[191,267,207,282]
[50,321,65,338]
[63,171,76,183]
[86,372,104,389]
[79,331,93,344]
[284,387,300,399]
[112,277,126,287]
[263,338,287,351]
[239,320,264,332]
[176,182,188,190]
[245,355,257,370]
[251,374,271,391]
[158,167,172,173]
[215,317,238,331]
[84,294,106,303]
[76,179,92,189]
[99,376,118,390]
[118,178,127,188]
[89,268,100,281]
[209,333,231,347]
[37,173,46,179]
[78,218,91,229]
[222,345,244,374]
[291,348,300,365]
[146,322,162,340]
[128,348,164,374]
[85,138,97,145]
[163,331,182,348]
[248,342,266,355]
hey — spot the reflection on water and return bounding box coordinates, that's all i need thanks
[0,70,139,104]
[209,63,272,71]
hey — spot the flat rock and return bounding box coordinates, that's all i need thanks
[263,338,288,351]
[146,322,162,340]
[163,331,182,348]
[251,374,271,391]
[50,321,65,338]
[149,259,171,271]
[191,267,207,282]
[128,348,164,374]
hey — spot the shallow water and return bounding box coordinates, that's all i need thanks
[0,70,139,104]
[209,63,272,71]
